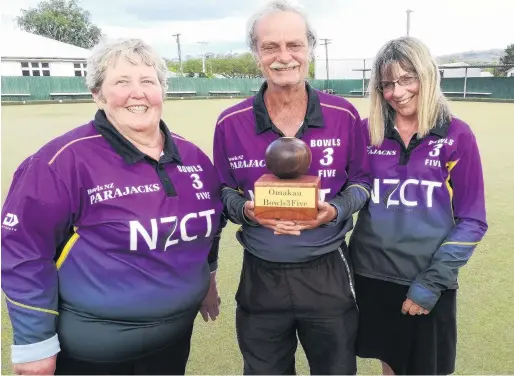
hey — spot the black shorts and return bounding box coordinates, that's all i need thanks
[236,247,358,375]
[354,275,457,375]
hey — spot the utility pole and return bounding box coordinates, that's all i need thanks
[172,33,183,76]
[406,9,413,36]
[319,38,331,80]
[197,41,208,74]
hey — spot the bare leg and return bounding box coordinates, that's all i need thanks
[382,361,395,375]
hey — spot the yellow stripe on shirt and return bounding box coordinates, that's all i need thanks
[56,231,80,270]
[5,295,59,316]
[441,241,479,247]
[345,184,370,198]
[445,160,459,202]
[445,160,459,224]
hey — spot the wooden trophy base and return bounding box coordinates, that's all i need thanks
[254,174,321,221]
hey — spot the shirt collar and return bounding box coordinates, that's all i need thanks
[429,117,451,137]
[385,114,451,139]
[93,109,182,165]
[252,81,325,134]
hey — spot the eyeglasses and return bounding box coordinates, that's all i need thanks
[378,75,418,92]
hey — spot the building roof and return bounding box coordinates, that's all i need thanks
[1,28,90,61]
[438,64,514,69]
[439,62,470,67]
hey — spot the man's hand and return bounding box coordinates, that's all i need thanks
[244,201,300,236]
[13,354,57,375]
[285,201,338,233]
[200,272,221,322]
[401,298,429,316]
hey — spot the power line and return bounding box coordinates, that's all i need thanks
[172,33,183,76]
[197,41,208,74]
[406,9,414,36]
[319,38,331,80]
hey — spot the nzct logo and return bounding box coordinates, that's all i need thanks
[2,213,19,231]
[88,182,160,205]
[130,209,216,251]
[371,178,442,208]
[228,155,265,170]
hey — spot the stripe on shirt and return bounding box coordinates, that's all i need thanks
[171,134,200,147]
[345,184,370,198]
[445,160,459,223]
[221,186,241,193]
[441,241,479,247]
[217,106,253,125]
[56,230,80,270]
[48,135,103,165]
[5,295,59,316]
[320,103,356,120]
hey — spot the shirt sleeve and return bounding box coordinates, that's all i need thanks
[1,157,74,363]
[207,213,227,272]
[329,113,372,225]
[213,121,255,226]
[407,131,488,310]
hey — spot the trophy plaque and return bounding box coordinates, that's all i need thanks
[254,137,321,221]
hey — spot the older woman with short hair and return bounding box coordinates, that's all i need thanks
[1,38,225,375]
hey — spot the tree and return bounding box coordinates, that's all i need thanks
[17,0,102,49]
[167,61,180,73]
[308,60,315,79]
[209,53,262,78]
[493,44,514,77]
[168,52,314,79]
[182,58,203,77]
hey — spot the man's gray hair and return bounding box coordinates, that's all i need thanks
[246,0,317,58]
[86,38,168,96]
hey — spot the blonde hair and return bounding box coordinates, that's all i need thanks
[367,37,451,146]
[86,38,168,97]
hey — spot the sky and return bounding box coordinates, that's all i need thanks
[1,0,512,61]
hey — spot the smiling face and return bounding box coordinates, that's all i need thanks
[254,10,310,88]
[380,62,420,119]
[93,54,163,133]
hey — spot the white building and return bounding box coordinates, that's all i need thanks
[1,29,90,77]
[438,62,482,78]
[507,67,514,77]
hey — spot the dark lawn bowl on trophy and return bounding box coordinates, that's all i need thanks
[254,137,321,221]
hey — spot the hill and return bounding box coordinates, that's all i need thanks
[436,49,504,64]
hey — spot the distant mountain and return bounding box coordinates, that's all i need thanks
[436,49,504,65]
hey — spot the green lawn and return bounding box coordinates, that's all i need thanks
[1,99,514,374]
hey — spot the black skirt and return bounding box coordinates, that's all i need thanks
[354,274,457,375]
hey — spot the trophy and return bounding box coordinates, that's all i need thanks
[254,137,321,221]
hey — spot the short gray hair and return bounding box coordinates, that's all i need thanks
[246,0,317,58]
[86,38,168,96]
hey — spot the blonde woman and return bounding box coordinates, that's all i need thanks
[348,37,488,375]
